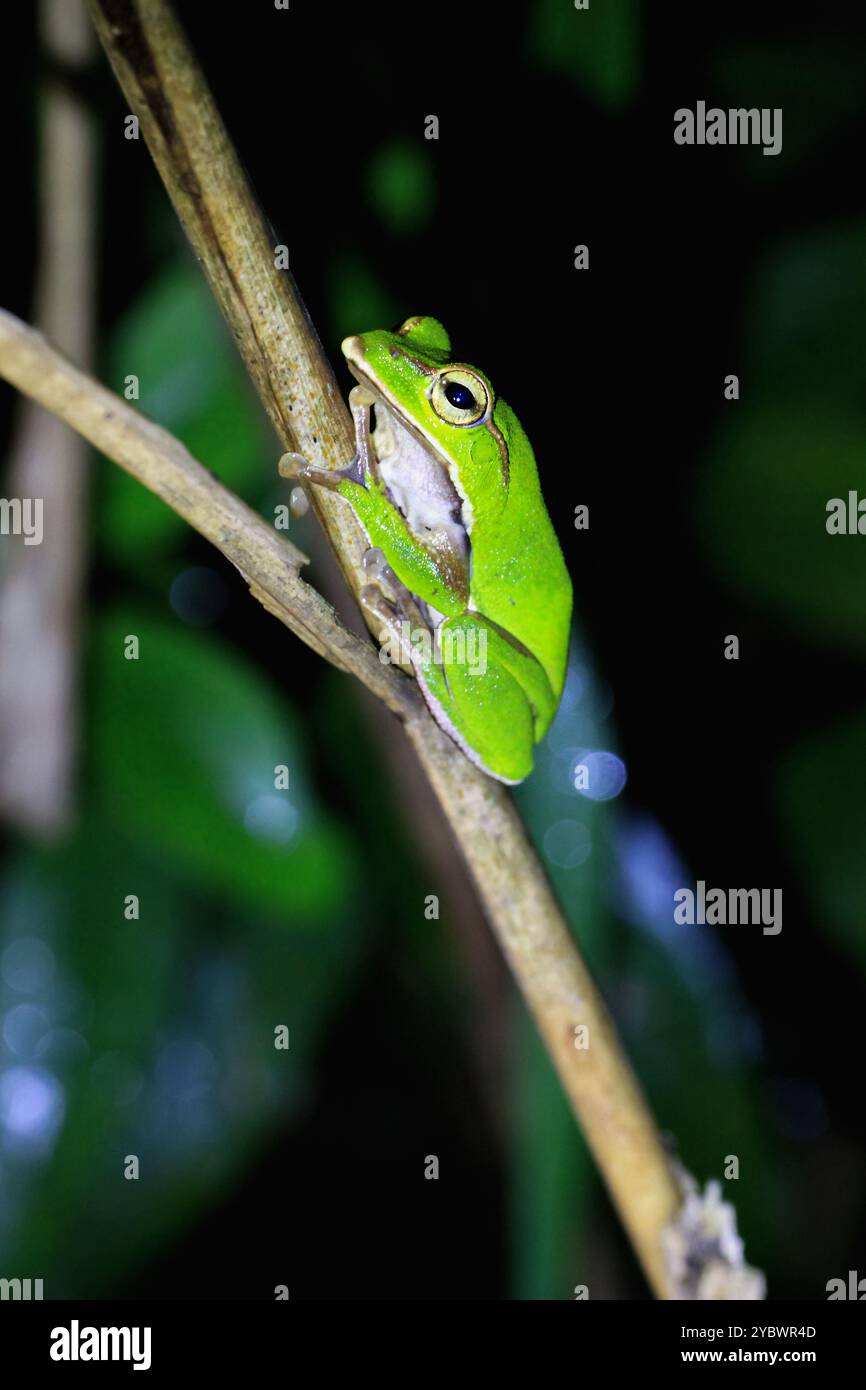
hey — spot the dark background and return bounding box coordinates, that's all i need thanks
[1,0,865,1299]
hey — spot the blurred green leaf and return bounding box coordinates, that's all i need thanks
[510,1005,591,1299]
[88,609,355,919]
[529,0,640,109]
[777,708,866,970]
[326,251,400,343]
[0,824,365,1293]
[0,837,187,1284]
[697,404,866,651]
[366,139,435,235]
[712,40,862,177]
[101,261,268,559]
[744,223,866,407]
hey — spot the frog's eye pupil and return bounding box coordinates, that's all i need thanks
[444,380,476,412]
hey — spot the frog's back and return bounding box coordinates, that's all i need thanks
[468,400,572,701]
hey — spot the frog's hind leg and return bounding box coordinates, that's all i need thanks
[444,613,558,738]
[410,614,539,784]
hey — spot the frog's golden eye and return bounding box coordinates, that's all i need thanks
[429,368,489,426]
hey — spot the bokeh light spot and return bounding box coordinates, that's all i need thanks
[1,938,56,996]
[2,1004,50,1060]
[543,819,593,869]
[0,1066,65,1154]
[244,794,299,844]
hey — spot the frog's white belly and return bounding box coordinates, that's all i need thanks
[372,403,470,619]
[374,406,467,545]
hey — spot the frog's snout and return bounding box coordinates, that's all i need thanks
[341,334,365,364]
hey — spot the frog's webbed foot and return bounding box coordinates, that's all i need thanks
[362,545,396,589]
[360,582,399,631]
[361,548,431,677]
[278,449,364,492]
[362,548,426,629]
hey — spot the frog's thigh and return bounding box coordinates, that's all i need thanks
[413,617,537,784]
[336,479,462,618]
[459,614,557,738]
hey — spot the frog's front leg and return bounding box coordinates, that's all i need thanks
[278,385,378,492]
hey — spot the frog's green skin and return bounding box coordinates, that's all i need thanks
[310,316,571,783]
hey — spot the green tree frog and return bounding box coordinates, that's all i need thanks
[287,316,572,783]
